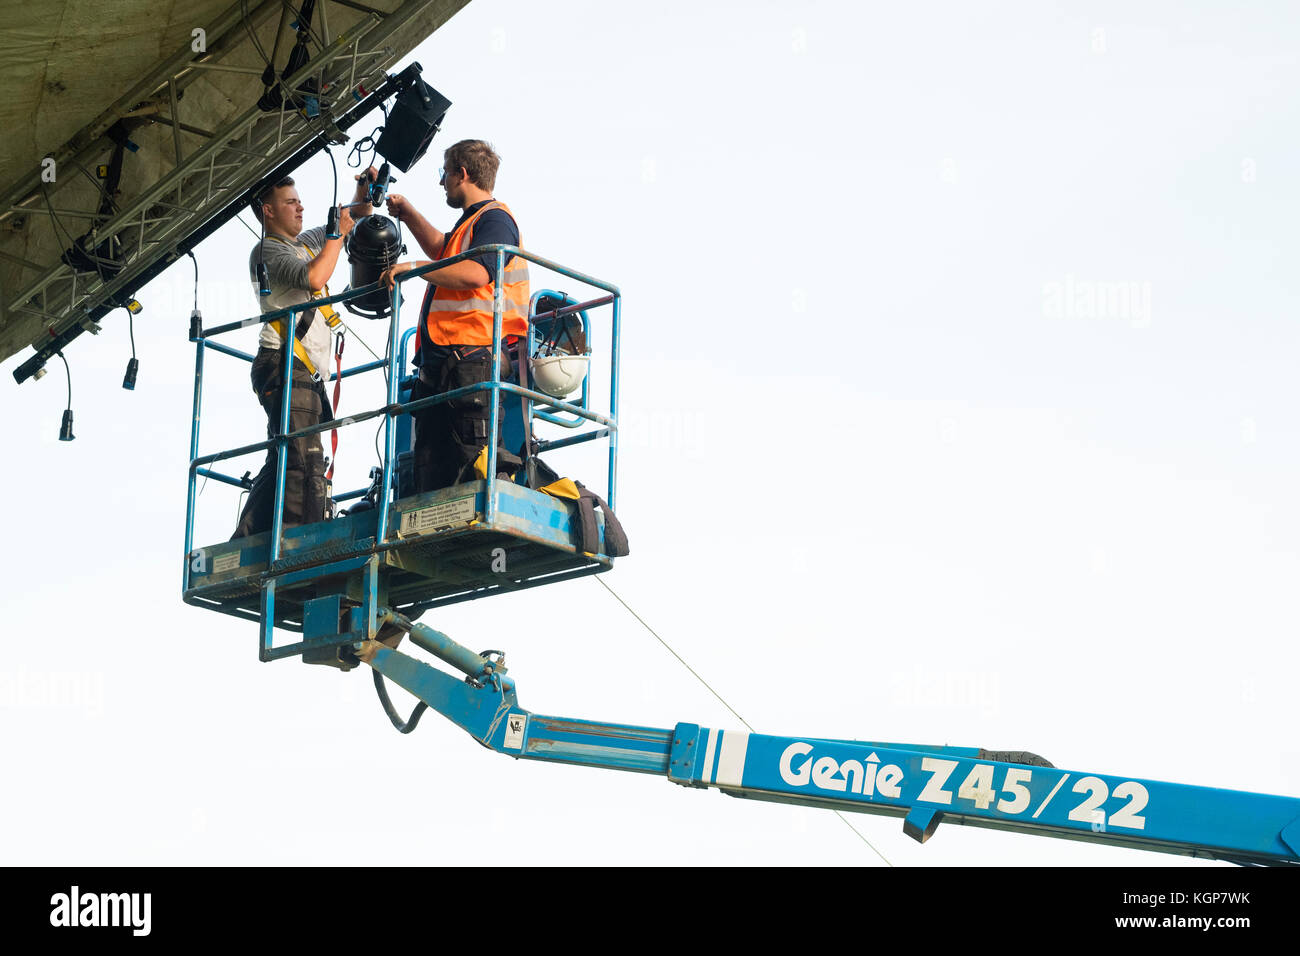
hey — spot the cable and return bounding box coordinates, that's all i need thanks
[376,292,394,472]
[596,576,753,731]
[187,250,199,311]
[56,350,71,409]
[372,668,427,733]
[319,135,342,238]
[323,137,338,206]
[72,158,120,219]
[593,575,895,866]
[282,0,324,49]
[40,181,112,285]
[56,350,75,441]
[233,213,263,242]
[241,0,275,66]
[333,317,382,362]
[121,303,140,389]
[346,106,387,170]
[255,195,270,296]
[243,0,301,112]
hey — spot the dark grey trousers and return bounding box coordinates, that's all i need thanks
[231,347,331,539]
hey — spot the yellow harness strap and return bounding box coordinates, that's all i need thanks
[266,235,344,377]
[269,318,320,377]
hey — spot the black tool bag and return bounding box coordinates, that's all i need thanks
[527,456,629,558]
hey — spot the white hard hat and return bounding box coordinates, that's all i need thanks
[531,352,589,399]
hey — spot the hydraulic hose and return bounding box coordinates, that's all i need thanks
[372,668,427,734]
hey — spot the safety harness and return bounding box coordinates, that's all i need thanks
[266,234,346,478]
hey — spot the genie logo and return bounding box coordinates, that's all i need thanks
[778,742,904,798]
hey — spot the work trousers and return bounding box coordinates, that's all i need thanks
[411,343,517,494]
[231,347,332,539]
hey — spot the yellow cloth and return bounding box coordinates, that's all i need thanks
[471,444,522,480]
[538,477,580,500]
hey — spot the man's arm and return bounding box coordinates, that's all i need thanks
[304,207,355,290]
[297,168,376,290]
[386,193,444,259]
[380,258,488,290]
[378,204,519,291]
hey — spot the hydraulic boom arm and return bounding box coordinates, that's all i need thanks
[358,611,1300,866]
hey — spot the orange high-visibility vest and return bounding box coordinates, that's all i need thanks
[422,200,530,346]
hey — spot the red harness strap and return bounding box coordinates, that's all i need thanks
[326,332,344,481]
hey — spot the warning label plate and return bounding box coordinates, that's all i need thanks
[504,713,527,750]
[397,496,478,538]
[213,551,242,574]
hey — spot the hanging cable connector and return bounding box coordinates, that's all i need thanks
[122,304,139,390]
[56,351,74,441]
[256,198,271,296]
[187,250,202,341]
[323,139,341,238]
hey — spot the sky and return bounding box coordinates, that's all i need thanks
[3,0,1300,868]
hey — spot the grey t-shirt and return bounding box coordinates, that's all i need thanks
[249,226,333,378]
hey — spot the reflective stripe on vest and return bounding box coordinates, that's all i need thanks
[423,200,530,347]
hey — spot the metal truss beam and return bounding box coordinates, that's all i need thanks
[4,0,462,379]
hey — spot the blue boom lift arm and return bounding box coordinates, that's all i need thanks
[358,609,1300,867]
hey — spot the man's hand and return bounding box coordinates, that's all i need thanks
[386,192,413,222]
[379,261,418,290]
[338,204,356,236]
[354,166,379,202]
[390,195,445,260]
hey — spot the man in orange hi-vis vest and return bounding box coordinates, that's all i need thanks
[381,139,529,493]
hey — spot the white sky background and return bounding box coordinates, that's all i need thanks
[3,0,1299,867]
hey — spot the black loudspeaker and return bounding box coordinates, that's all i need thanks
[376,70,451,173]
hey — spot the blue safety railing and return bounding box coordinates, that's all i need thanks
[526,289,594,430]
[183,244,620,656]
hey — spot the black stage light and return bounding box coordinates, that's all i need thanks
[344,214,405,318]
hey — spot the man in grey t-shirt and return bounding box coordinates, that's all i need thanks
[231,171,374,539]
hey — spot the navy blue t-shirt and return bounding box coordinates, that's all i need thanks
[443,199,520,282]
